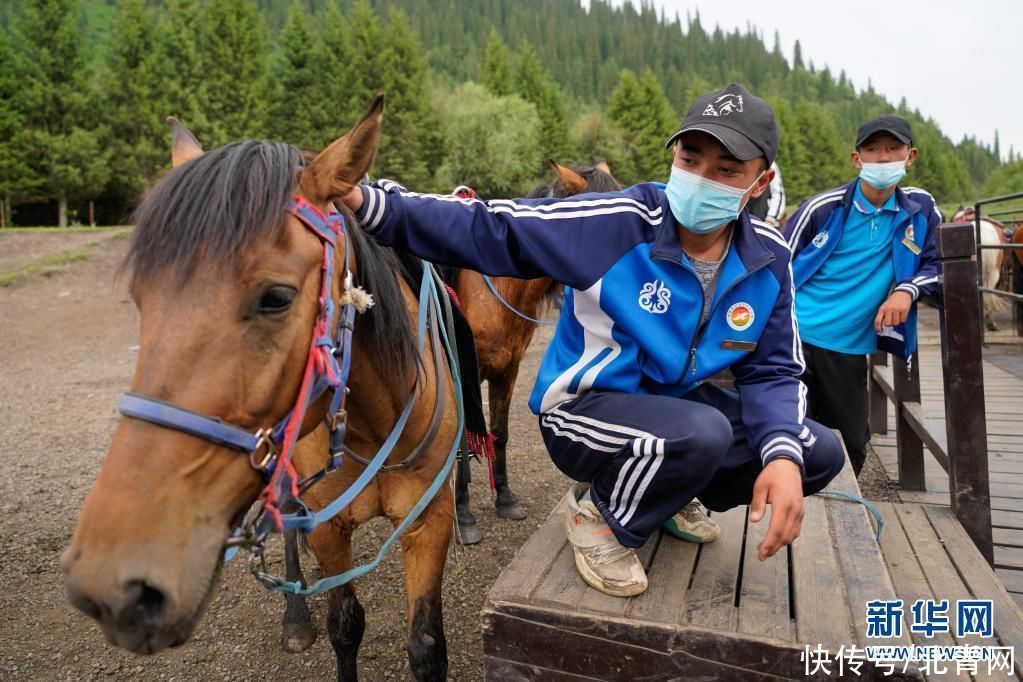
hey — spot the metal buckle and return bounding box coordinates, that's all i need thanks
[249,428,277,471]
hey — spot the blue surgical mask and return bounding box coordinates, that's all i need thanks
[665,166,762,234]
[859,160,907,190]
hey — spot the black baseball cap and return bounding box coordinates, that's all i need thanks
[664,83,779,165]
[856,115,913,147]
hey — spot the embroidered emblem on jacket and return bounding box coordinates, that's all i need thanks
[726,302,755,331]
[812,230,830,248]
[638,280,672,314]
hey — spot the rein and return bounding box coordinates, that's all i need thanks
[117,195,464,594]
[482,274,558,327]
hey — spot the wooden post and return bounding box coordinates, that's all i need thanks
[868,352,888,435]
[894,351,924,491]
[1014,256,1023,337]
[89,200,95,227]
[937,221,993,564]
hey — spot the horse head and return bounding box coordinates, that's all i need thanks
[61,97,386,655]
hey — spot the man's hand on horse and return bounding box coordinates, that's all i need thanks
[874,290,913,333]
[749,458,804,561]
[341,186,364,213]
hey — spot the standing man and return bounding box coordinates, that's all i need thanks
[784,115,941,476]
[747,161,786,228]
[341,84,844,597]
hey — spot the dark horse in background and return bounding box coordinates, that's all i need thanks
[278,160,622,655]
[62,97,462,681]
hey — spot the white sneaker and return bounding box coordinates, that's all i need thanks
[663,500,720,543]
[563,484,648,597]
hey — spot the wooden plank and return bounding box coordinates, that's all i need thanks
[484,656,598,681]
[997,569,1023,594]
[737,504,791,641]
[993,527,1023,547]
[529,541,588,611]
[923,505,1023,677]
[682,506,745,631]
[994,546,1023,571]
[894,505,986,654]
[993,509,1023,529]
[627,532,698,625]
[824,461,912,652]
[875,503,970,682]
[488,502,569,605]
[791,494,854,650]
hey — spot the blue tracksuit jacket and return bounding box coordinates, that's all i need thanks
[356,179,813,470]
[784,181,942,358]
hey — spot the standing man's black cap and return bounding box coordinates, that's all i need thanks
[856,115,913,147]
[664,83,779,166]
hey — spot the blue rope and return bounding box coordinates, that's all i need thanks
[816,490,885,543]
[482,274,557,326]
[266,264,464,596]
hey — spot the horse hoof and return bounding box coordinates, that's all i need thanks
[495,501,527,521]
[457,521,481,545]
[281,621,317,654]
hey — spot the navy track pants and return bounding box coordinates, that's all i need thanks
[538,383,845,548]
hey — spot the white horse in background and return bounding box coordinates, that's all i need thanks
[953,208,1010,331]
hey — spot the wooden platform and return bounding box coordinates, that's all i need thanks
[483,447,1019,680]
[871,331,1023,609]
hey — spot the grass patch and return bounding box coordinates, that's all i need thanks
[0,248,93,287]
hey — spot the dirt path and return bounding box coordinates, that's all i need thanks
[0,229,124,274]
[0,236,567,681]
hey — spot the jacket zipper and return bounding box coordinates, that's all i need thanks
[653,254,774,378]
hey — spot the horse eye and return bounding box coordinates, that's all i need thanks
[258,286,297,315]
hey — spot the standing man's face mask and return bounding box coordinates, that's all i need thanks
[665,166,764,234]
[859,160,908,190]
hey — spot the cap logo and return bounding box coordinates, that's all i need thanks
[726,302,755,331]
[703,94,744,117]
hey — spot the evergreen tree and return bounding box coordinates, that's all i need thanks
[346,0,388,106]
[196,0,270,146]
[319,3,356,129]
[607,69,674,183]
[269,1,327,149]
[13,0,110,226]
[372,9,442,188]
[480,27,512,97]
[157,0,210,138]
[792,39,804,70]
[994,129,1001,161]
[574,108,634,182]
[0,28,33,225]
[103,0,167,206]
[514,40,570,162]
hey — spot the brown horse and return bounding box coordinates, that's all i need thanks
[276,161,624,656]
[60,97,459,680]
[452,160,622,538]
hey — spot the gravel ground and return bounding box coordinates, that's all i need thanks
[0,233,902,681]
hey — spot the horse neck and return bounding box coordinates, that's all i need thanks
[344,270,442,459]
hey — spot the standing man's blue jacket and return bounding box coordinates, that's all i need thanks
[784,181,942,358]
[355,179,813,471]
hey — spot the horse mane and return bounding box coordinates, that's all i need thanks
[124,139,418,390]
[526,163,624,313]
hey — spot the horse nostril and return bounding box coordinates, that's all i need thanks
[67,588,102,620]
[123,580,167,629]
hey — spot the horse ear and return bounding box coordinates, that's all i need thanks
[301,94,384,204]
[167,117,203,168]
[547,158,586,195]
[594,159,612,175]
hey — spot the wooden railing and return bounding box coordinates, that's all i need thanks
[867,222,994,563]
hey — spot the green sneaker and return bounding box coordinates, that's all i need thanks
[663,501,720,543]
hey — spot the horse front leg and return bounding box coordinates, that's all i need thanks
[489,366,526,520]
[280,529,317,653]
[308,523,364,682]
[399,486,452,681]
